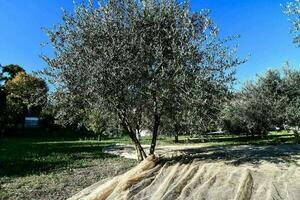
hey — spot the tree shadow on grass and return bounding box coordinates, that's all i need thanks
[161,144,300,166]
[0,139,117,177]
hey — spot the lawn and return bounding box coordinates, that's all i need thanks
[0,130,296,199]
[0,137,137,200]
[109,130,296,146]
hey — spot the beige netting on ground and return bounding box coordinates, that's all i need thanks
[69,154,300,200]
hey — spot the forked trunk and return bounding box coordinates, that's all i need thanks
[128,130,147,161]
[135,142,147,161]
[120,119,147,161]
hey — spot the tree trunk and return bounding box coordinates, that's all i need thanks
[131,134,147,161]
[174,124,179,143]
[136,127,141,141]
[118,112,147,161]
[97,133,102,141]
[125,126,147,161]
[149,115,160,155]
[174,134,179,143]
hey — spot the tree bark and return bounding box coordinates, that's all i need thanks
[174,124,179,143]
[149,114,160,155]
[122,123,146,161]
[136,125,141,141]
[117,110,147,161]
[130,133,147,160]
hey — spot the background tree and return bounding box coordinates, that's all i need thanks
[4,96,26,128]
[0,65,6,131]
[222,66,300,136]
[43,0,242,160]
[1,64,27,130]
[84,107,118,141]
[256,69,285,128]
[6,72,48,117]
[1,64,25,83]
[221,82,273,136]
[282,67,300,129]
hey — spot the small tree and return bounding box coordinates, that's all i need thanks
[221,96,248,135]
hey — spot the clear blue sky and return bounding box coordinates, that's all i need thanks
[0,0,299,87]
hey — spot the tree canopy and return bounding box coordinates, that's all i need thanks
[222,66,300,135]
[6,71,48,112]
[43,0,243,160]
[285,0,300,46]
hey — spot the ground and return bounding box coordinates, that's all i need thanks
[0,131,298,200]
[0,137,137,200]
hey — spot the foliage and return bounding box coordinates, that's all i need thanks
[1,64,25,83]
[0,84,6,130]
[43,0,242,160]
[39,104,56,129]
[221,86,272,136]
[6,72,48,110]
[284,0,300,46]
[0,64,26,130]
[222,67,300,135]
[256,70,285,128]
[3,95,26,128]
[221,96,248,134]
[83,107,118,140]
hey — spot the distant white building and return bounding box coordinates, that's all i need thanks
[24,117,40,128]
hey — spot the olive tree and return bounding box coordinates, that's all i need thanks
[221,82,273,136]
[282,68,300,129]
[43,0,241,160]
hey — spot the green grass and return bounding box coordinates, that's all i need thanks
[0,136,137,199]
[0,130,297,199]
[105,134,179,145]
[0,137,118,177]
[106,130,296,146]
[2,131,292,177]
[177,131,296,146]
